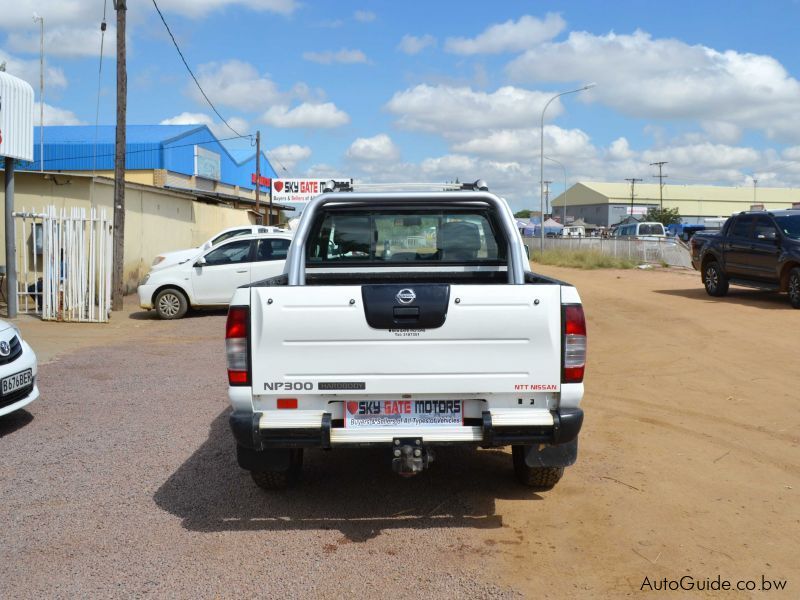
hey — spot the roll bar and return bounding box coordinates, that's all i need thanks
[286,191,527,285]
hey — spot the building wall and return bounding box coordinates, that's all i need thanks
[0,170,251,292]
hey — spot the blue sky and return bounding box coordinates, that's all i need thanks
[3,0,800,213]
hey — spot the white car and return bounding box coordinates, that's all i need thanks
[0,320,39,418]
[138,233,292,319]
[150,225,290,271]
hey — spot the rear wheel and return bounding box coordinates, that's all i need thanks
[788,267,800,309]
[154,288,188,319]
[512,445,564,490]
[702,261,729,297]
[249,448,304,490]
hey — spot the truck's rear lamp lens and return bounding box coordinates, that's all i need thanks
[563,305,587,383]
[226,306,250,386]
[277,398,298,409]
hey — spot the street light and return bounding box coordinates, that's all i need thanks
[539,83,595,251]
[545,156,567,225]
[33,13,44,172]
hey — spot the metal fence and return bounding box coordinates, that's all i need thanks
[523,236,693,268]
[13,206,113,322]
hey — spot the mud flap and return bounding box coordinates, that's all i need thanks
[236,445,295,472]
[523,439,578,468]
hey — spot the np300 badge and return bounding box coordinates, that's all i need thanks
[395,288,416,304]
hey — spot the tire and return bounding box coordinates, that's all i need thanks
[789,267,800,309]
[511,445,564,490]
[154,288,189,319]
[702,261,729,297]
[250,448,303,490]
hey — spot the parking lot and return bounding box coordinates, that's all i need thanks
[1,265,797,598]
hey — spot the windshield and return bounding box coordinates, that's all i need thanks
[307,210,506,265]
[774,215,800,240]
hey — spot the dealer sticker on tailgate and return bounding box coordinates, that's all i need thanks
[345,399,462,428]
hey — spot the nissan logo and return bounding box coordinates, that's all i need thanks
[0,341,9,357]
[395,288,416,304]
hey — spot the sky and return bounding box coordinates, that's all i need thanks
[3,0,800,214]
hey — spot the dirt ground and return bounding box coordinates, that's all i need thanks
[1,266,798,598]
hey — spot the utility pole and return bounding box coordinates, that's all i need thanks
[753,177,758,204]
[650,161,668,211]
[111,0,126,311]
[255,130,262,224]
[543,181,552,219]
[625,178,642,218]
[33,13,44,171]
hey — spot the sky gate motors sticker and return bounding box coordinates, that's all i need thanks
[345,400,462,428]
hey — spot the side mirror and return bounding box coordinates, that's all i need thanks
[194,256,207,267]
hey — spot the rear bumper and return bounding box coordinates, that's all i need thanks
[230,407,583,450]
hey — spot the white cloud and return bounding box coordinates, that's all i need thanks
[267,144,312,170]
[0,49,67,90]
[7,25,115,58]
[506,29,800,141]
[302,49,369,65]
[398,34,436,55]
[452,126,594,162]
[0,1,94,29]
[385,84,564,135]
[353,10,376,22]
[156,0,297,18]
[260,102,350,128]
[160,111,250,139]
[193,60,285,111]
[346,134,400,162]
[34,102,83,125]
[445,13,565,55]
[608,137,634,160]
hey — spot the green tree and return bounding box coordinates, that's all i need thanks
[514,209,532,218]
[645,206,681,226]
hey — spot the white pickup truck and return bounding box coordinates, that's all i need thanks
[226,182,586,490]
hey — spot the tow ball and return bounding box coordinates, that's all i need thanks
[391,438,434,477]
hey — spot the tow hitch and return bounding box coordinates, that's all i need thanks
[391,438,434,477]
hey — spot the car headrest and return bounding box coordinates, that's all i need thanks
[332,216,371,254]
[438,221,481,252]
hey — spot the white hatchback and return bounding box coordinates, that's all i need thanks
[138,233,292,319]
[0,320,40,418]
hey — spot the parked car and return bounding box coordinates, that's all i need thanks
[226,183,586,490]
[138,233,293,319]
[690,209,800,308]
[150,225,289,271]
[0,320,39,418]
[616,222,666,240]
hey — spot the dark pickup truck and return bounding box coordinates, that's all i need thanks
[690,210,800,308]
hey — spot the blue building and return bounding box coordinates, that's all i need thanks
[19,125,289,220]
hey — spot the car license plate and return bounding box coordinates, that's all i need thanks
[1,369,33,395]
[344,399,462,428]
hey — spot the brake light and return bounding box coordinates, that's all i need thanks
[563,304,587,383]
[226,306,250,386]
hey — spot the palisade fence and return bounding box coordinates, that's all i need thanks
[13,206,113,322]
[523,236,693,268]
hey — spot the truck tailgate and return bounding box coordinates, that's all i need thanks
[250,284,563,396]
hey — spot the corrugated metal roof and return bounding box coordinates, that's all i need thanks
[33,125,202,144]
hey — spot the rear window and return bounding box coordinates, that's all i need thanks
[638,224,665,236]
[306,210,506,265]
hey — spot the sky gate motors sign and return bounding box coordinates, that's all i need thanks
[271,179,350,203]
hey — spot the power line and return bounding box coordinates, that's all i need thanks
[150,0,244,139]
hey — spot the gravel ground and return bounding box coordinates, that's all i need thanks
[0,309,522,599]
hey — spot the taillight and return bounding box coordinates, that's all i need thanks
[563,304,587,383]
[226,306,250,386]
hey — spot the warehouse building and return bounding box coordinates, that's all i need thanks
[551,182,800,227]
[18,124,289,223]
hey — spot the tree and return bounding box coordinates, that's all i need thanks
[645,206,681,226]
[514,209,532,218]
